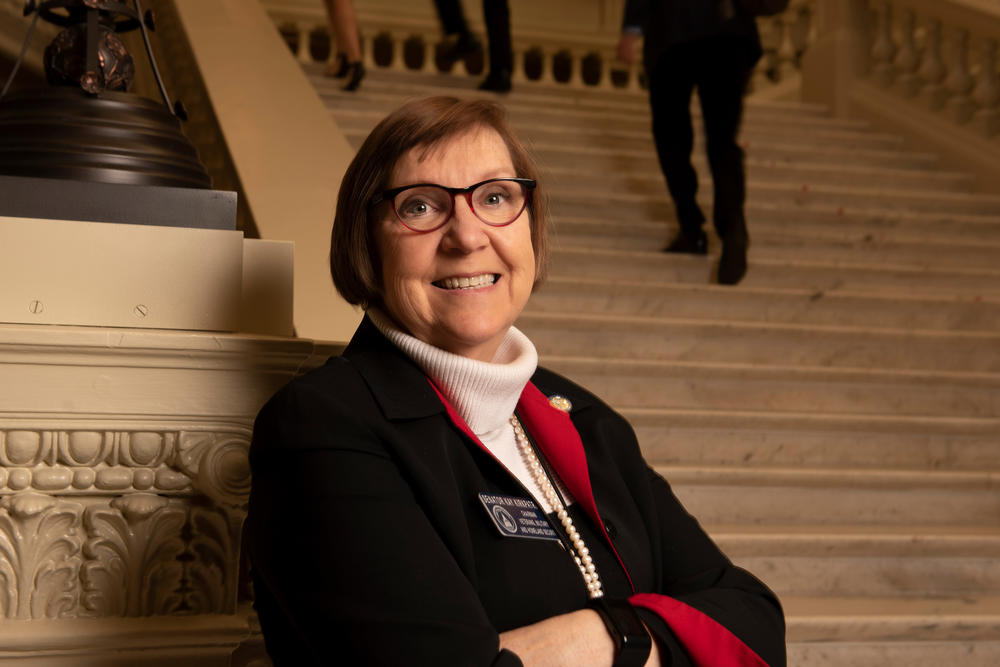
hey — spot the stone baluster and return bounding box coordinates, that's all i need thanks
[944,28,975,124]
[387,32,407,72]
[893,8,920,97]
[295,22,312,64]
[802,0,819,50]
[870,1,896,88]
[361,30,376,70]
[626,59,643,92]
[775,12,798,81]
[537,46,556,85]
[971,38,1000,137]
[918,18,947,110]
[421,35,437,74]
[788,1,813,68]
[511,46,527,84]
[754,13,781,90]
[598,50,616,90]
[568,49,585,88]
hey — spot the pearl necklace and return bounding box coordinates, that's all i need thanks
[510,415,604,599]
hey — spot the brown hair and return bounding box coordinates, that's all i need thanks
[329,96,549,308]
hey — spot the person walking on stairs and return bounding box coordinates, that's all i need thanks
[322,0,365,91]
[434,0,513,93]
[618,0,784,285]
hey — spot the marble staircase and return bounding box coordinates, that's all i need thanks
[310,66,1000,665]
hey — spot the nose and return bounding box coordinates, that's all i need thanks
[440,193,488,252]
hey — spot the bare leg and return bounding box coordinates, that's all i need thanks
[322,0,364,89]
[323,0,362,64]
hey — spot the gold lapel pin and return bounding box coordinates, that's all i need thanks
[548,395,572,412]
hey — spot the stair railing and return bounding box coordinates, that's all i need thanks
[261,0,816,97]
[803,0,1000,188]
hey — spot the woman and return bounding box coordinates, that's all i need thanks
[247,96,785,666]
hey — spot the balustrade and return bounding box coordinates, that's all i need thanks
[861,0,1000,138]
[264,1,814,96]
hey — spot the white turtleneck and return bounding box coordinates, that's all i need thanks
[368,309,572,513]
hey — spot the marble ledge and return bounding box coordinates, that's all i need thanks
[0,321,343,367]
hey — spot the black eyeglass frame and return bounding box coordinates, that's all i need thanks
[371,177,537,233]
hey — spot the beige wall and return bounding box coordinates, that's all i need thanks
[171,0,362,344]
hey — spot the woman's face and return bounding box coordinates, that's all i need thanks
[375,127,536,362]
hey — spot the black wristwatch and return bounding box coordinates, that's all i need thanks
[590,597,652,667]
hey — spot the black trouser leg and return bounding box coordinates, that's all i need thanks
[695,37,753,246]
[483,0,512,73]
[647,47,705,235]
[433,0,469,35]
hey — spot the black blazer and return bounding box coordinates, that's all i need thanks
[248,316,785,666]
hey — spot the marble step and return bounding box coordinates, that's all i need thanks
[341,64,838,117]
[548,217,1000,269]
[331,101,911,154]
[547,245,1000,299]
[543,210,1000,252]
[744,201,1000,239]
[787,639,1000,667]
[538,355,1000,418]
[315,66,855,127]
[553,207,1000,246]
[713,524,1000,597]
[521,311,1000,373]
[619,407,1000,471]
[321,59,834,111]
[540,158,974,196]
[784,595,1000,666]
[548,180,1000,218]
[527,136,942,172]
[654,465,1000,526]
[529,276,1000,331]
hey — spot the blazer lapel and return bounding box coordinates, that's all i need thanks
[343,315,445,421]
[516,382,637,593]
[347,318,637,591]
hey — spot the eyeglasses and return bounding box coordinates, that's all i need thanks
[372,177,536,233]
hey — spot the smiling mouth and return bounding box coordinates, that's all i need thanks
[434,274,498,290]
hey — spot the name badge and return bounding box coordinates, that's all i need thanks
[478,492,561,542]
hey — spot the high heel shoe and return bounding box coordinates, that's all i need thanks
[341,61,365,92]
[324,52,349,78]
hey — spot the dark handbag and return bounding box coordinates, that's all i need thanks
[736,0,790,16]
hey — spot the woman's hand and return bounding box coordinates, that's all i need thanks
[499,609,660,666]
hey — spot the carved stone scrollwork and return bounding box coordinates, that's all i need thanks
[0,424,250,623]
[175,432,252,507]
[82,494,187,616]
[0,493,83,619]
[183,504,244,615]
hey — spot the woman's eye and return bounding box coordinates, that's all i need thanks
[400,199,434,218]
[480,190,509,207]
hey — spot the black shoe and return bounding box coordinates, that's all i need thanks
[478,69,512,93]
[325,52,349,78]
[663,230,708,255]
[341,61,365,91]
[717,241,748,285]
[441,32,480,65]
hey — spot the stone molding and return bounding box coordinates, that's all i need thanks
[0,425,250,621]
[0,322,334,663]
